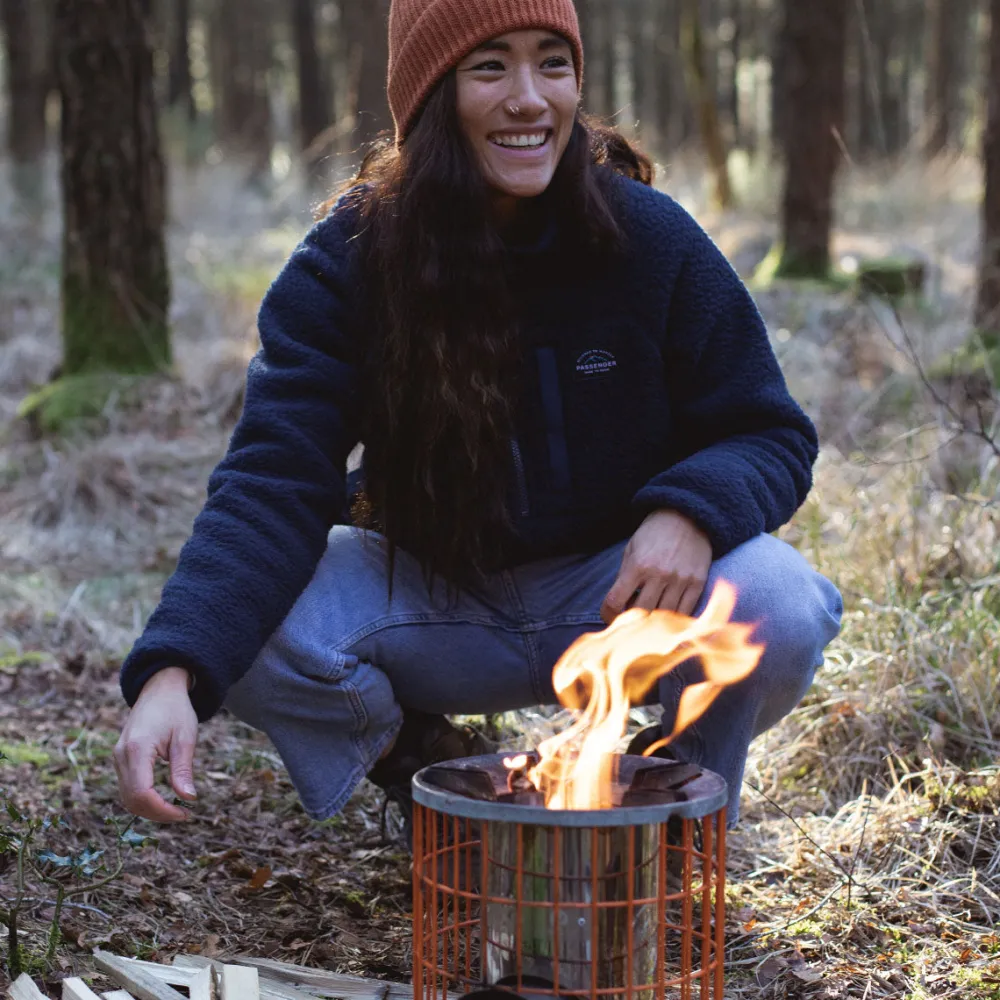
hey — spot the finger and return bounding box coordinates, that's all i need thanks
[658,579,688,613]
[601,565,641,624]
[118,740,189,823]
[677,582,705,617]
[169,728,198,802]
[632,578,666,612]
[126,788,191,824]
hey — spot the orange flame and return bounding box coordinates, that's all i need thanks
[524,581,763,810]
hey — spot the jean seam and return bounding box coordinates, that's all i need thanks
[336,612,526,653]
[503,571,556,704]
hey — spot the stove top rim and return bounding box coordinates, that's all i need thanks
[411,752,728,826]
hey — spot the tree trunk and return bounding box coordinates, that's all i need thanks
[293,0,330,158]
[774,0,849,278]
[0,0,50,181]
[345,0,390,145]
[55,0,170,374]
[211,0,273,179]
[602,0,617,121]
[578,0,610,118]
[977,0,1000,331]
[167,0,195,120]
[925,0,964,157]
[682,0,734,209]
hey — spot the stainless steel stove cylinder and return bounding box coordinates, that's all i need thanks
[484,820,662,993]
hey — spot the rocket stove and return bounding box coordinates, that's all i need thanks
[411,751,728,1000]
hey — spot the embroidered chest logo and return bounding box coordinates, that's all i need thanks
[575,349,618,378]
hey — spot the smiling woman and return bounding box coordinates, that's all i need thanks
[114,0,842,844]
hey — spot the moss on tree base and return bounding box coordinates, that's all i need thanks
[855,257,927,301]
[752,242,851,291]
[62,279,171,375]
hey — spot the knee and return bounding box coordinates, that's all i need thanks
[717,535,843,681]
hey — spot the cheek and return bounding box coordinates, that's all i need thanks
[455,83,494,141]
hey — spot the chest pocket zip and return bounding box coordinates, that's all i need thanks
[510,438,530,517]
[536,347,573,493]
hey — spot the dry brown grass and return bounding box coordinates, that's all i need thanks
[1,150,998,997]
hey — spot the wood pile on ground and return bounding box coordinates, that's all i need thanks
[7,951,416,1000]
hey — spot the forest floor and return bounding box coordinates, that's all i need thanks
[1,150,998,999]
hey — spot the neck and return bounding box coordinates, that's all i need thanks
[490,190,525,229]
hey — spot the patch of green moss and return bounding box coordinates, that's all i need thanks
[16,373,146,434]
[927,329,1000,385]
[856,257,927,301]
[0,741,52,766]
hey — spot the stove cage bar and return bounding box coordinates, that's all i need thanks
[411,756,729,1000]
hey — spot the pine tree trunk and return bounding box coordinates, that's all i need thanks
[211,0,273,179]
[977,0,1000,331]
[774,0,849,278]
[0,0,50,182]
[168,0,195,120]
[653,1,677,149]
[55,0,170,374]
[293,0,329,156]
[926,0,962,157]
[346,0,390,145]
[602,0,618,122]
[682,0,734,209]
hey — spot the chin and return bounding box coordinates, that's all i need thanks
[493,174,556,200]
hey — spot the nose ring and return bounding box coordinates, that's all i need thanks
[507,103,521,116]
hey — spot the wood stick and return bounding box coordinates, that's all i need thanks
[232,957,411,1000]
[91,952,187,1000]
[171,958,310,1000]
[8,973,50,1000]
[219,966,258,1000]
[61,980,103,1000]
[185,967,213,1000]
[97,962,207,996]
[100,993,136,1000]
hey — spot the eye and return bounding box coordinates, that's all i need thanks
[542,55,572,70]
[468,59,505,72]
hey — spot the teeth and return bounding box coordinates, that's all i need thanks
[492,133,547,148]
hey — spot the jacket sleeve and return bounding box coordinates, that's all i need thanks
[119,202,365,721]
[631,218,818,557]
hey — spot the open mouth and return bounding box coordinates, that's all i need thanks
[488,129,553,150]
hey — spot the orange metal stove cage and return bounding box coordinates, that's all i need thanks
[411,755,728,1000]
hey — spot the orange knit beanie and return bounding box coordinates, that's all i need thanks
[388,0,584,142]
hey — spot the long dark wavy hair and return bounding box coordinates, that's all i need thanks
[333,70,653,587]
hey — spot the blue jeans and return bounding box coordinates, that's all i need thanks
[223,527,843,824]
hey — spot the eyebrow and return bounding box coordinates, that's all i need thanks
[472,35,570,54]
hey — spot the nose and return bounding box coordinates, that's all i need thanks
[506,65,546,118]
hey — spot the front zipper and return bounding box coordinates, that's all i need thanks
[510,438,530,517]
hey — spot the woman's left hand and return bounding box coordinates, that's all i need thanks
[600,510,713,624]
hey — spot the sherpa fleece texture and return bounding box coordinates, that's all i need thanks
[120,173,818,722]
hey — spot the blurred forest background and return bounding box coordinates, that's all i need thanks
[1,1,999,998]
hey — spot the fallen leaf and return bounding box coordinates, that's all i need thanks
[248,864,273,889]
[791,967,824,984]
[756,955,787,988]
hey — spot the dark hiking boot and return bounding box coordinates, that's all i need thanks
[626,722,679,761]
[367,710,493,846]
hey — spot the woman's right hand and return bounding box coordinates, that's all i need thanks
[113,667,200,822]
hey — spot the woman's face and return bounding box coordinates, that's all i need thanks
[455,29,580,209]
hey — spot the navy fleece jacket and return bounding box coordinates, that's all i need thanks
[120,172,818,721]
